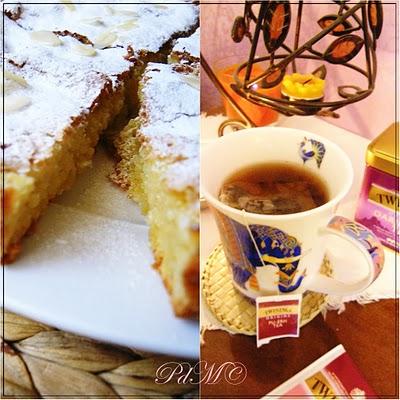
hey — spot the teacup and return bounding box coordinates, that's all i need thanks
[201,127,384,300]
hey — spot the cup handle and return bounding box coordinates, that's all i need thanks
[306,216,385,296]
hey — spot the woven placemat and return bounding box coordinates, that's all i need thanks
[0,310,198,398]
[202,244,332,335]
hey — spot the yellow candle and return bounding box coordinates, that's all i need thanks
[282,73,325,100]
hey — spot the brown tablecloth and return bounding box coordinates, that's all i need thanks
[201,299,398,398]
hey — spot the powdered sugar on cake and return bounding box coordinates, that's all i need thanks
[5,19,131,85]
[172,28,200,58]
[3,19,130,174]
[140,64,199,125]
[10,1,198,55]
[139,63,199,191]
[3,3,198,175]
[4,61,108,173]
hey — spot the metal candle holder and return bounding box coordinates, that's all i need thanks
[201,0,383,135]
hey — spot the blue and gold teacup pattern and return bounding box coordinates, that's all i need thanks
[213,209,307,298]
[299,137,326,168]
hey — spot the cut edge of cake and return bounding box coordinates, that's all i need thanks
[111,60,200,317]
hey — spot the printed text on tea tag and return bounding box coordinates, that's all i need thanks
[256,294,302,347]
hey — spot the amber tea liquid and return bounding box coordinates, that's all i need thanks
[219,162,329,215]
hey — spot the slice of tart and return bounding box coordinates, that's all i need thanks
[112,62,199,317]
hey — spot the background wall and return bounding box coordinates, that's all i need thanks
[201,1,397,139]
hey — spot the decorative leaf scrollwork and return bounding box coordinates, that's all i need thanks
[245,1,259,23]
[316,109,340,118]
[258,65,286,89]
[368,0,383,40]
[338,85,365,99]
[312,65,327,80]
[323,34,364,64]
[262,1,291,53]
[318,14,357,36]
[231,16,247,43]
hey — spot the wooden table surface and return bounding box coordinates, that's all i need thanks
[201,299,399,398]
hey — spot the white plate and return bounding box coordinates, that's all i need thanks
[1,147,198,359]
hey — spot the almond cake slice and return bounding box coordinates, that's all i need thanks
[2,2,198,262]
[2,18,133,262]
[112,62,200,317]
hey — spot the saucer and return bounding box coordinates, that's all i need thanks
[202,244,332,336]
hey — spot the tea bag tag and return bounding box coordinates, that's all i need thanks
[256,294,302,348]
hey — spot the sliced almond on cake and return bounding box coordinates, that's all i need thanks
[180,74,200,91]
[72,44,97,57]
[60,0,75,11]
[30,31,62,46]
[4,95,31,113]
[93,31,117,49]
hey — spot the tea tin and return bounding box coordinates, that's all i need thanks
[355,123,399,252]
